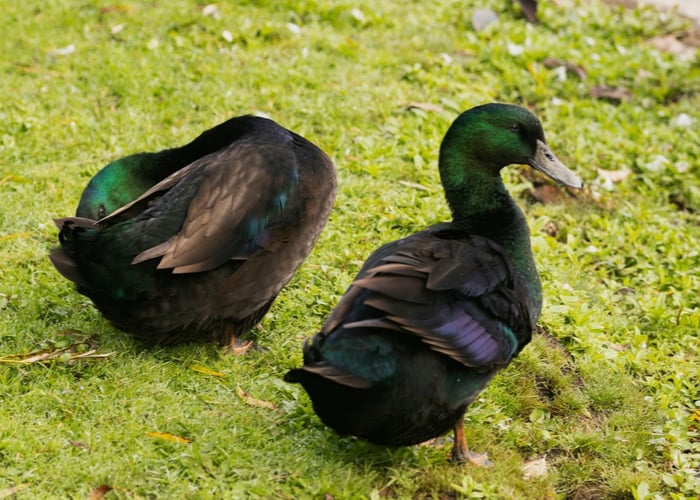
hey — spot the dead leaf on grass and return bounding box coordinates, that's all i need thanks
[522,455,548,479]
[405,102,444,113]
[590,85,631,102]
[0,348,115,365]
[398,180,433,192]
[0,484,30,498]
[543,57,587,79]
[146,431,192,444]
[529,183,568,204]
[236,386,277,410]
[67,440,92,452]
[190,364,225,377]
[88,485,113,500]
[0,231,33,243]
[646,35,696,58]
[517,0,538,23]
[597,167,632,184]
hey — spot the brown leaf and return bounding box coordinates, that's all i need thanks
[89,485,113,500]
[517,0,538,23]
[529,183,567,204]
[68,440,92,452]
[590,85,631,102]
[542,57,587,79]
[236,386,277,410]
[646,35,695,57]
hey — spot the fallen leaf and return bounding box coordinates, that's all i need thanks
[67,440,92,451]
[689,409,700,430]
[110,24,125,35]
[236,386,277,410]
[596,167,631,184]
[0,174,31,186]
[590,85,631,102]
[0,348,116,365]
[472,8,498,31]
[147,432,192,444]
[398,180,433,192]
[646,35,695,58]
[543,57,587,79]
[0,231,32,243]
[517,0,538,23]
[100,5,134,15]
[201,4,220,18]
[529,183,567,204]
[522,455,548,479]
[88,485,113,500]
[0,484,30,498]
[405,102,444,113]
[190,364,225,377]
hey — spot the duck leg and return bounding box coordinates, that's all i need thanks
[223,323,255,355]
[450,415,492,466]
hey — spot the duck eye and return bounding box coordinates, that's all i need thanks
[97,204,106,219]
[509,123,521,133]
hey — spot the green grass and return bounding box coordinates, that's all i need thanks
[1,0,699,497]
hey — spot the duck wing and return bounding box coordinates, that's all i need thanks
[323,230,535,370]
[100,141,306,274]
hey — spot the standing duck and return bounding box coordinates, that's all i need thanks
[285,103,582,463]
[50,115,336,348]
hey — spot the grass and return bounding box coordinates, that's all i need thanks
[1,0,699,497]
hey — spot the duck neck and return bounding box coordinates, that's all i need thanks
[440,157,543,317]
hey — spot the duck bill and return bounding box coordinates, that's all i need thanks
[529,140,583,189]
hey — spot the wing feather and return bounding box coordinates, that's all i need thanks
[119,142,302,273]
[323,231,533,369]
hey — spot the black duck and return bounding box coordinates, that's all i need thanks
[285,103,581,462]
[51,115,336,348]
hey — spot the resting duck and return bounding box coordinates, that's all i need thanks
[50,115,336,348]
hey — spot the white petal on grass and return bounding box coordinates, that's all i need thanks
[52,44,75,56]
[351,8,366,23]
[222,30,233,42]
[671,113,693,128]
[287,23,301,34]
[507,42,524,56]
[643,155,669,172]
[111,24,125,35]
[202,4,220,18]
[522,456,548,480]
[472,8,498,31]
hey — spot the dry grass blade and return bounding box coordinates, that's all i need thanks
[0,347,116,365]
[190,364,226,377]
[146,432,193,444]
[0,484,30,499]
[236,385,277,410]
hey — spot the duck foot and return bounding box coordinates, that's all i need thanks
[221,323,258,355]
[450,416,492,466]
[226,337,256,355]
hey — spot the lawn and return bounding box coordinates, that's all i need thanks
[1,0,699,498]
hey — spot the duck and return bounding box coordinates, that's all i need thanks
[284,103,582,463]
[50,115,337,348]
